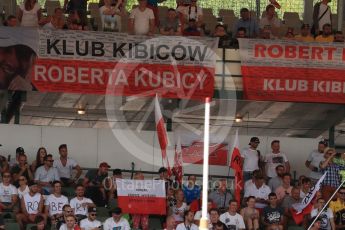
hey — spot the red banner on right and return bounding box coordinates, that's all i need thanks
[239,39,345,104]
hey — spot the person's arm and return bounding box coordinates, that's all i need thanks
[21,197,29,216]
[83,176,90,187]
[312,3,320,33]
[37,8,43,25]
[128,18,134,34]
[330,217,336,230]
[17,7,23,23]
[148,18,155,35]
[44,204,50,217]
[38,195,44,213]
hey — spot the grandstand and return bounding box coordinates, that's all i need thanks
[0,0,345,229]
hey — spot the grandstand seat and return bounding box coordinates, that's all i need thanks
[44,1,61,16]
[26,224,36,230]
[287,226,304,230]
[121,12,129,33]
[202,8,214,17]
[108,198,118,210]
[5,222,20,230]
[222,16,237,32]
[62,187,75,197]
[203,15,218,35]
[98,216,108,223]
[148,216,162,230]
[4,218,16,223]
[2,211,15,219]
[331,14,338,30]
[158,6,169,20]
[219,9,236,19]
[97,207,110,217]
[283,12,302,30]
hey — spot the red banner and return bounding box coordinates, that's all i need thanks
[239,39,345,104]
[0,28,218,100]
[182,142,228,165]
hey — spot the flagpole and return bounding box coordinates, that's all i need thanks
[199,97,210,230]
[307,179,345,230]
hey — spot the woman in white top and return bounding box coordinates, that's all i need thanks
[170,189,189,224]
[99,0,123,31]
[17,176,30,199]
[17,0,42,27]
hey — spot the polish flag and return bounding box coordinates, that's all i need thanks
[116,179,167,215]
[154,95,171,175]
[173,136,183,185]
[230,129,243,206]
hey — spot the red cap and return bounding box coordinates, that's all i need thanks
[99,162,111,168]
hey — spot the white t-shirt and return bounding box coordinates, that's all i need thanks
[244,180,254,191]
[19,2,40,27]
[129,7,154,35]
[318,3,331,31]
[18,185,30,199]
[259,16,281,29]
[307,150,325,179]
[241,148,260,172]
[244,183,271,208]
[176,223,199,230]
[70,197,93,216]
[311,208,333,230]
[171,202,188,222]
[34,166,60,182]
[0,183,18,203]
[264,152,288,178]
[23,192,42,214]
[80,218,102,229]
[53,158,78,179]
[103,217,130,230]
[44,194,69,216]
[194,210,209,220]
[219,212,246,230]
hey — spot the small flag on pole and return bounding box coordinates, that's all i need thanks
[230,129,243,206]
[154,95,171,176]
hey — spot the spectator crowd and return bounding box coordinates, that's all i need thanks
[1,0,344,47]
[0,137,343,229]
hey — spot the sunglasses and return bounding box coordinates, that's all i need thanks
[339,192,345,195]
[90,213,97,216]
[66,210,73,213]
[47,160,54,162]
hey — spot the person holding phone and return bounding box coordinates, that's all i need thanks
[11,153,33,187]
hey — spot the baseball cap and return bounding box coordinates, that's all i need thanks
[249,137,260,144]
[319,140,328,146]
[113,168,122,175]
[111,207,122,215]
[16,147,25,154]
[158,167,167,174]
[88,207,97,213]
[99,162,111,168]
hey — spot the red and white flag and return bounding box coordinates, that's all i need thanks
[116,179,166,215]
[291,172,327,224]
[230,129,243,206]
[173,136,183,185]
[154,95,171,175]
